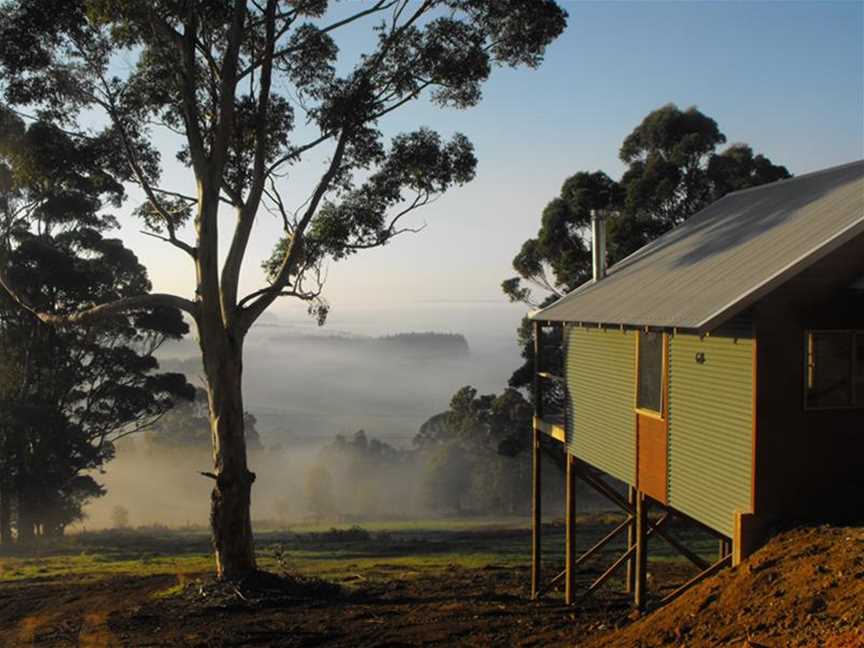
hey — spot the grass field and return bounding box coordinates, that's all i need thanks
[0,514,721,647]
[0,513,718,583]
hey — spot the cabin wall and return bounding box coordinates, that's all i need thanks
[754,233,864,524]
[565,325,636,484]
[667,333,755,537]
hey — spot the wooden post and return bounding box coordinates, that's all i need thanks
[533,321,544,420]
[531,320,543,600]
[625,486,637,594]
[634,492,648,611]
[531,426,542,599]
[565,454,577,604]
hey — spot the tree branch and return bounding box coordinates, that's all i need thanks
[209,0,246,182]
[221,0,277,328]
[238,0,399,80]
[343,192,432,251]
[0,264,197,326]
[144,8,208,179]
[238,129,350,331]
[140,229,197,257]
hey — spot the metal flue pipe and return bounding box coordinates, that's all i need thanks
[591,209,607,282]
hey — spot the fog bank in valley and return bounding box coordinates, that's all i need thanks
[78,304,535,530]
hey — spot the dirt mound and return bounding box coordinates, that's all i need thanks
[175,568,344,614]
[587,526,864,648]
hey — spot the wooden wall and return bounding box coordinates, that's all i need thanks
[754,232,864,525]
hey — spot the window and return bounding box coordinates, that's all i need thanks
[805,331,864,409]
[637,331,664,414]
[857,334,864,403]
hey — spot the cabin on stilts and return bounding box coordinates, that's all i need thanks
[528,160,864,610]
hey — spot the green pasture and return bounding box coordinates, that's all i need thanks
[0,514,721,592]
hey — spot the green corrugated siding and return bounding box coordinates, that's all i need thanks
[566,326,636,484]
[668,334,754,537]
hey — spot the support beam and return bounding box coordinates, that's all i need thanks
[719,538,732,561]
[626,486,636,594]
[651,521,711,572]
[531,319,543,600]
[660,554,732,606]
[565,454,577,604]
[572,516,632,572]
[634,492,648,611]
[531,427,542,600]
[536,568,566,598]
[575,462,633,514]
[733,512,763,566]
[534,320,544,419]
[584,544,637,598]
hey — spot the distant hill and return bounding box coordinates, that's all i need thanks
[265,331,470,358]
[154,329,483,443]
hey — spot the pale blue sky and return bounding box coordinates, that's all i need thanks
[118,0,864,342]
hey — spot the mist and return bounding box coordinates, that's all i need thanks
[76,303,541,530]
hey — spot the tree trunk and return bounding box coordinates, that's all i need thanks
[15,454,35,544]
[0,479,11,545]
[201,328,256,579]
[17,505,35,544]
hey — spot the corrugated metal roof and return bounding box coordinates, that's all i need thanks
[531,160,864,331]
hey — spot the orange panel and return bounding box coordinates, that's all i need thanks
[637,413,668,503]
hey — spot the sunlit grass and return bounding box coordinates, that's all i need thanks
[0,514,720,588]
[0,552,214,581]
[275,516,530,533]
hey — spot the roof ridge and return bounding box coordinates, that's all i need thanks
[530,160,864,327]
[604,159,864,275]
[721,158,864,199]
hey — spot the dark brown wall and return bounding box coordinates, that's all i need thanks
[754,232,864,525]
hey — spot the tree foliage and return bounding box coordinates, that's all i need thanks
[415,386,533,515]
[0,109,193,541]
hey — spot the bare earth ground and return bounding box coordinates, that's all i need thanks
[0,521,861,647]
[588,526,864,648]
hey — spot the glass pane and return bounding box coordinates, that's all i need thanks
[637,332,663,413]
[806,332,853,408]
[856,334,864,407]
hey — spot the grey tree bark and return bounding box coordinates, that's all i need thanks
[0,477,11,545]
[199,324,257,576]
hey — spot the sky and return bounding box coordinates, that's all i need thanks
[115,0,864,348]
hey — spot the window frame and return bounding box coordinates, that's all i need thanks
[635,331,667,419]
[803,329,864,411]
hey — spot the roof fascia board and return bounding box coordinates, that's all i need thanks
[528,280,596,320]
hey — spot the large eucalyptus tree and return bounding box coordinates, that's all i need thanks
[0,0,567,577]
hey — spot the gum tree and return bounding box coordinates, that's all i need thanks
[0,0,567,577]
[0,109,192,542]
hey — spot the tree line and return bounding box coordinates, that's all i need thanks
[0,109,192,544]
[302,386,563,520]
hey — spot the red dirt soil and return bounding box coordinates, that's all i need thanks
[587,526,864,648]
[0,525,861,647]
